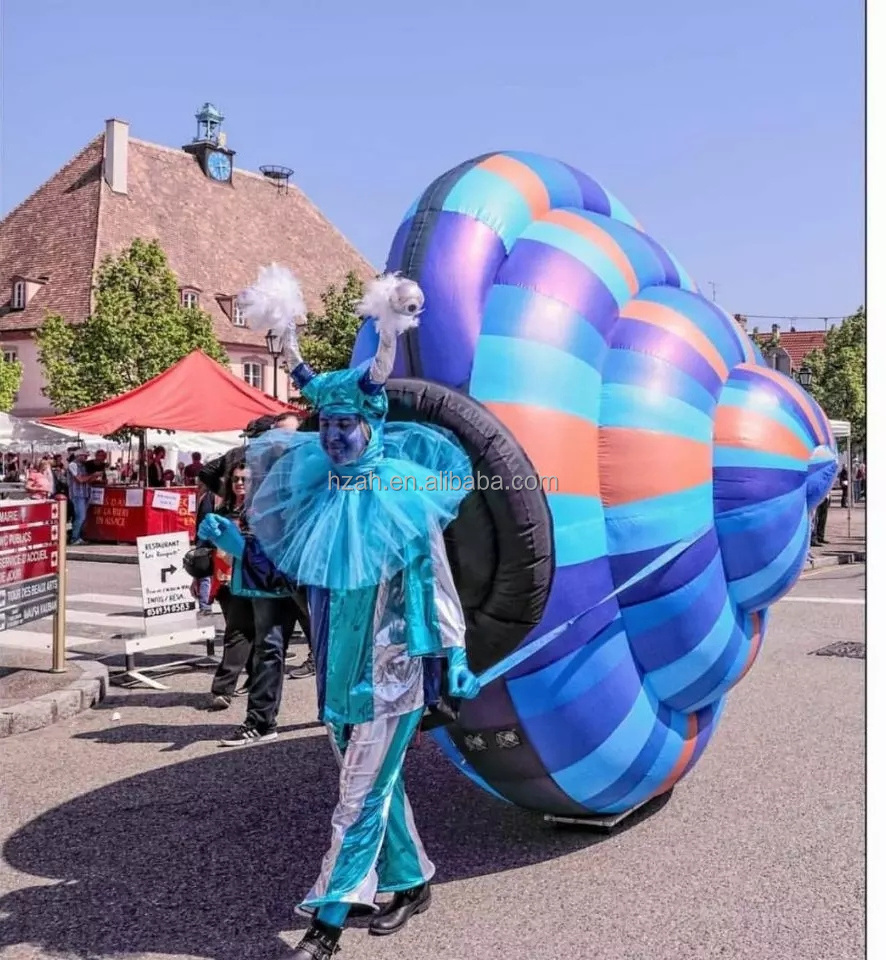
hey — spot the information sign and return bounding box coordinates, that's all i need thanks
[0,501,62,630]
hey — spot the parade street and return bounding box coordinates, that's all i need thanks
[0,560,864,960]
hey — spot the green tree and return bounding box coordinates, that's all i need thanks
[299,271,366,373]
[0,355,23,412]
[36,238,228,412]
[804,306,866,447]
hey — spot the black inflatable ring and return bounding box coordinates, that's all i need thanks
[299,378,555,673]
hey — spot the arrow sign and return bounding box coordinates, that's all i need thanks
[160,564,177,583]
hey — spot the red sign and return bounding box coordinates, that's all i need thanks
[0,500,58,529]
[0,523,59,551]
[0,545,59,586]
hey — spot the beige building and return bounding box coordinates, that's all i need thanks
[0,103,375,417]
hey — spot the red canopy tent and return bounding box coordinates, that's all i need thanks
[39,350,293,434]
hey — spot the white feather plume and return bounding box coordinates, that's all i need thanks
[357,273,422,339]
[237,263,306,337]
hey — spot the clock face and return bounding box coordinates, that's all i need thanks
[207,151,232,181]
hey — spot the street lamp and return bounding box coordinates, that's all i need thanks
[797,366,813,388]
[265,330,282,399]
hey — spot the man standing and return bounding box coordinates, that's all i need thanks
[183,452,204,486]
[67,449,94,545]
[85,449,109,486]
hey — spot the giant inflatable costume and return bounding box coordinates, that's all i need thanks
[230,266,484,959]
[345,151,838,820]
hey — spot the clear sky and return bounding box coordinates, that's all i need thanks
[1,0,863,331]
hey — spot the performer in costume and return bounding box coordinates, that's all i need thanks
[199,266,481,959]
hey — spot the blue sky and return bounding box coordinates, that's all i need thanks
[1,0,863,330]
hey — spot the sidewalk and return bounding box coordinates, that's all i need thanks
[0,646,108,738]
[67,543,138,564]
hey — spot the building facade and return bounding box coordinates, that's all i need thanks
[0,104,375,417]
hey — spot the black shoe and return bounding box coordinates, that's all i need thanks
[209,693,232,710]
[286,921,341,959]
[369,883,431,936]
[218,724,278,747]
[290,653,316,679]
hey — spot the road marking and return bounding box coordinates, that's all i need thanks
[68,593,142,607]
[780,597,865,605]
[65,609,146,630]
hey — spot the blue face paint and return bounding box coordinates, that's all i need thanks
[319,413,369,466]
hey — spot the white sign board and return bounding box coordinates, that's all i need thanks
[136,532,197,636]
[152,490,180,512]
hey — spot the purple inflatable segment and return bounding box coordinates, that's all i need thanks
[412,212,505,386]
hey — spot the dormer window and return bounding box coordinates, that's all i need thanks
[217,294,247,326]
[9,276,47,311]
[180,288,199,309]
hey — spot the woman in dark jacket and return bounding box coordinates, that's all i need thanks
[198,459,256,710]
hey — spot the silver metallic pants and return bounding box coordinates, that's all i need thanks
[300,707,435,912]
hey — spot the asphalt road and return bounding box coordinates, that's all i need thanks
[0,564,865,960]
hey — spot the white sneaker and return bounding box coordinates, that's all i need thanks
[219,725,278,747]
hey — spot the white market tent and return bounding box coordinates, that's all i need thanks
[0,412,241,470]
[829,419,851,439]
[0,412,105,451]
[827,419,860,540]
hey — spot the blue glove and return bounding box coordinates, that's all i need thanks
[198,515,245,559]
[446,647,481,700]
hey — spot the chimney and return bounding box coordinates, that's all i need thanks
[103,118,129,194]
[771,322,780,339]
[734,313,747,330]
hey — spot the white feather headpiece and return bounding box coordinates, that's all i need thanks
[237,263,307,366]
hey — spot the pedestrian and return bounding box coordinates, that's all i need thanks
[195,460,257,710]
[839,464,849,508]
[812,478,832,546]
[183,452,204,486]
[25,457,54,499]
[147,447,166,487]
[67,448,97,545]
[200,461,302,743]
[855,460,866,503]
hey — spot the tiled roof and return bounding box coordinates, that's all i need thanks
[750,330,827,370]
[1,130,376,348]
[0,136,104,332]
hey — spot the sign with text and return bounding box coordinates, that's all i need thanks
[0,501,61,630]
[136,531,198,635]
[0,596,59,632]
[0,500,58,529]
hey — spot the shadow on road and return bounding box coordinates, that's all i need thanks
[0,730,669,960]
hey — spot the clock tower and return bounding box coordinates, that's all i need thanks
[183,102,235,184]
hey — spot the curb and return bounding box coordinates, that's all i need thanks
[804,550,866,572]
[67,549,138,564]
[0,660,109,739]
